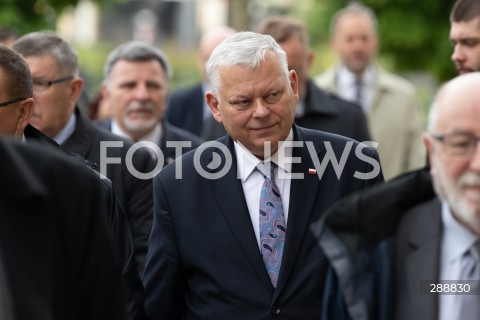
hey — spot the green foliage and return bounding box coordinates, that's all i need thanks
[0,0,109,34]
[305,0,458,82]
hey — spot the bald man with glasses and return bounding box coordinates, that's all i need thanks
[316,73,480,320]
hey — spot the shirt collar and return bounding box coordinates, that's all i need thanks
[235,129,294,183]
[441,201,479,263]
[337,64,376,87]
[53,112,76,145]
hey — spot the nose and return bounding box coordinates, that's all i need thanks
[451,44,465,63]
[252,99,270,118]
[469,140,480,172]
[133,83,150,101]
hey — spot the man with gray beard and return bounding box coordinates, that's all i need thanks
[96,41,203,165]
[315,73,480,320]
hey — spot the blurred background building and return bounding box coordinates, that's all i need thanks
[0,0,458,119]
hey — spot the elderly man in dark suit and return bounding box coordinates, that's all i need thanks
[97,41,203,166]
[203,17,372,143]
[315,73,480,320]
[0,135,125,320]
[11,33,154,320]
[143,31,384,320]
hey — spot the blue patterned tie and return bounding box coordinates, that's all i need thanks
[258,162,286,287]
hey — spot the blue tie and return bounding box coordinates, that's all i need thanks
[258,162,286,287]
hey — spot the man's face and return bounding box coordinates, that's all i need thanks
[450,17,480,74]
[25,55,78,138]
[426,93,480,234]
[103,59,168,140]
[331,14,378,75]
[279,36,313,100]
[206,51,299,159]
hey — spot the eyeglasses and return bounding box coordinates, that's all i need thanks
[0,97,28,108]
[32,76,73,93]
[432,132,480,156]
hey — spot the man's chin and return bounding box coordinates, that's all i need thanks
[124,119,156,134]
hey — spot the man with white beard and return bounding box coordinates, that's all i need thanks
[314,73,480,320]
[97,41,203,165]
[393,72,480,320]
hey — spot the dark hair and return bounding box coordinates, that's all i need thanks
[103,41,172,85]
[450,0,480,22]
[256,16,310,49]
[0,44,32,99]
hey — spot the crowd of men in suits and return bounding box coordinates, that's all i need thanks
[0,0,479,319]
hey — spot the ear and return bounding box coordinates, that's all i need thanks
[423,132,436,176]
[289,70,300,101]
[69,77,84,106]
[15,98,35,138]
[205,91,222,123]
[306,49,315,72]
[101,82,110,102]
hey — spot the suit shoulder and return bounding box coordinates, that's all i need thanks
[324,90,363,115]
[397,198,440,235]
[165,121,204,147]
[377,69,416,95]
[298,126,360,146]
[3,138,98,189]
[314,67,336,86]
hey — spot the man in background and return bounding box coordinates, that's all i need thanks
[315,2,425,180]
[166,25,237,140]
[99,41,202,165]
[317,73,480,320]
[256,15,371,143]
[0,44,124,319]
[450,0,480,74]
[12,32,154,319]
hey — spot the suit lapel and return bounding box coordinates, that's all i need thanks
[273,126,322,300]
[404,199,441,319]
[208,136,275,295]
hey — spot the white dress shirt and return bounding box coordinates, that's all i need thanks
[234,129,293,249]
[112,120,162,160]
[336,64,375,113]
[439,202,480,320]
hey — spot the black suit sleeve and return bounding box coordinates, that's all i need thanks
[144,175,186,320]
[73,172,126,320]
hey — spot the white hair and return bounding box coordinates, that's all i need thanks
[205,31,289,96]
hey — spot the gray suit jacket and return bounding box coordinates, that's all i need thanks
[394,198,442,320]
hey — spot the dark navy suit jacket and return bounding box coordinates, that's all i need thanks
[144,125,384,319]
[0,137,124,320]
[166,83,205,137]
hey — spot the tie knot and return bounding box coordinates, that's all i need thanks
[257,162,276,180]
